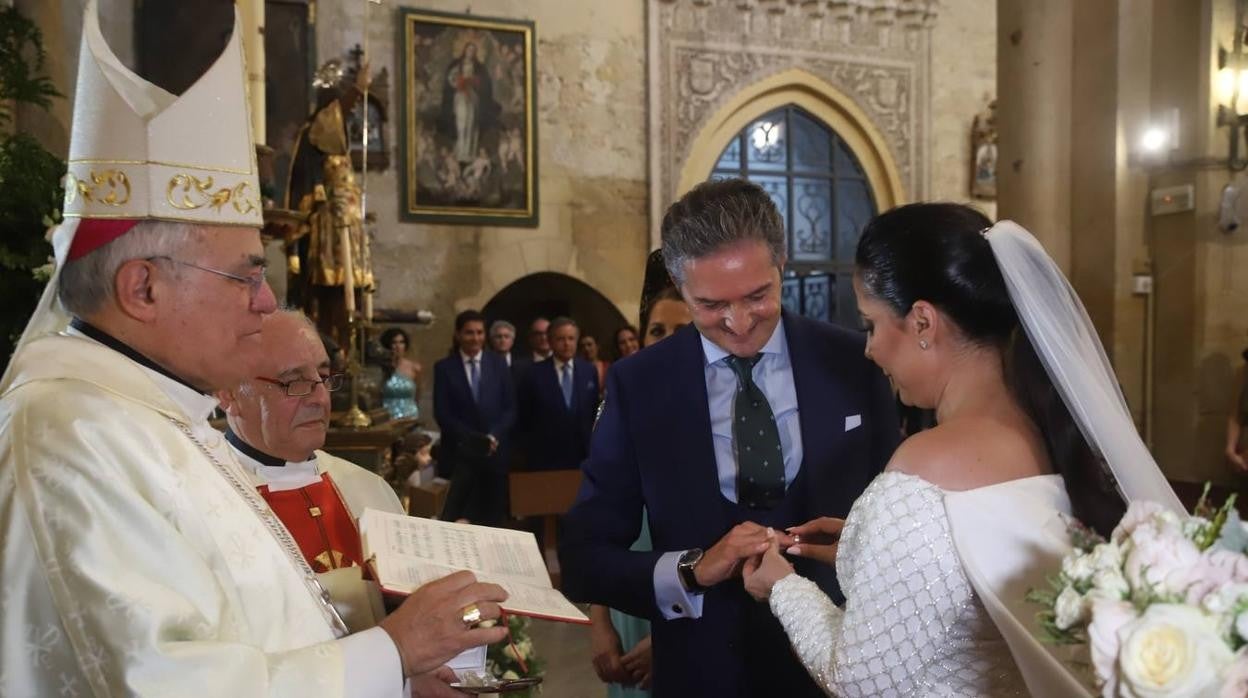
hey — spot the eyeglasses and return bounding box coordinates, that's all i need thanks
[147,256,266,298]
[255,373,346,397]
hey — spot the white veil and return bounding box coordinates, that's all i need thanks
[984,220,1183,512]
[945,220,1183,697]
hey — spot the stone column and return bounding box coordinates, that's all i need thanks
[996,0,1074,272]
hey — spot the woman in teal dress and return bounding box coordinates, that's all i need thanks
[380,327,422,420]
[589,250,692,697]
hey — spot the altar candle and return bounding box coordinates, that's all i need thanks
[340,226,356,315]
[363,290,374,322]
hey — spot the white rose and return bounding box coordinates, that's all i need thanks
[1113,502,1171,544]
[1055,585,1089,630]
[1117,604,1234,698]
[1063,552,1097,584]
[501,669,521,681]
[1087,599,1138,698]
[1089,542,1125,573]
[1201,583,1248,616]
[1087,568,1130,602]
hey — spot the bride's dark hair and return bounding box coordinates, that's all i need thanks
[855,202,1125,536]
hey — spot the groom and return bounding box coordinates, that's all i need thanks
[560,179,899,697]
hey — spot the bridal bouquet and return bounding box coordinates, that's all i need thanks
[1028,488,1248,697]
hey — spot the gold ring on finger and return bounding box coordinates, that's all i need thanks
[460,603,483,628]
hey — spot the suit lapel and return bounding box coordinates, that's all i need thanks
[667,326,722,504]
[786,313,839,480]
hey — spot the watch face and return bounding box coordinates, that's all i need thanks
[680,549,702,566]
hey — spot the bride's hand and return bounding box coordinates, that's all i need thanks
[742,530,794,601]
[783,516,844,566]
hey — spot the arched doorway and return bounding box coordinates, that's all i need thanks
[482,273,629,359]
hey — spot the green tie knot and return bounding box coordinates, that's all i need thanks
[726,354,763,386]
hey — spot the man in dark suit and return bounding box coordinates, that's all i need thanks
[518,317,600,471]
[559,179,899,697]
[433,310,515,525]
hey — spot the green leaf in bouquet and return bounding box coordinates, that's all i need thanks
[1026,574,1087,646]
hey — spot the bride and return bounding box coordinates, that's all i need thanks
[742,203,1183,697]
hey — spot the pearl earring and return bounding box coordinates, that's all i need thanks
[919,340,929,350]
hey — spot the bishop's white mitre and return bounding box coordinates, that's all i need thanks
[1,0,262,389]
[63,0,261,254]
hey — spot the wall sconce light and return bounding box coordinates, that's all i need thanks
[1138,108,1179,165]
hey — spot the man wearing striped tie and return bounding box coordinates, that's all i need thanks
[433,310,515,524]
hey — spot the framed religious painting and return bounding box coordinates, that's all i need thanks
[399,8,538,226]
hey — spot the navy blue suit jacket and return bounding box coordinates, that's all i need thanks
[433,351,516,466]
[559,312,898,697]
[519,356,600,471]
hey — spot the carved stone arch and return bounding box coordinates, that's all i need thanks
[676,68,906,216]
[647,0,936,246]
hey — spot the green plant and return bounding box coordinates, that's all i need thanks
[0,5,62,363]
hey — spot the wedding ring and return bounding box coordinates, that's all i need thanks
[791,534,802,545]
[460,603,483,628]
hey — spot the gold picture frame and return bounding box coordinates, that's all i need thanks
[399,9,538,226]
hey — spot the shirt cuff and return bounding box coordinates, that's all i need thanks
[654,550,704,620]
[340,627,405,698]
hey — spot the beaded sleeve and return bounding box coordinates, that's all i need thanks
[768,472,1019,697]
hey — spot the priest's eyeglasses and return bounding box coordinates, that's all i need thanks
[255,373,346,397]
[146,256,266,298]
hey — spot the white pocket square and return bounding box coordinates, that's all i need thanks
[844,414,862,432]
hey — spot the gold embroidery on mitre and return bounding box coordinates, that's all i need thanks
[63,170,132,207]
[167,174,259,215]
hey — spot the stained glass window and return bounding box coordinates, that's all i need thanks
[710,106,877,329]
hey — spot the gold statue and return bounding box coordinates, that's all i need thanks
[285,59,376,344]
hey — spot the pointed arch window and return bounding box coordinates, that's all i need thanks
[710,105,876,329]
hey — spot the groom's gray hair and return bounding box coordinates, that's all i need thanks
[660,178,786,285]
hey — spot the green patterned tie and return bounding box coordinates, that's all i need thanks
[726,354,785,509]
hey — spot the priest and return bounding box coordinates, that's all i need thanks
[219,309,469,697]
[0,2,505,696]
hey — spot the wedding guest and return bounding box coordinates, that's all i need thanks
[579,334,609,398]
[433,310,515,525]
[614,325,640,360]
[380,326,421,420]
[517,317,599,472]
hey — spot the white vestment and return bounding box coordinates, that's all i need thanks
[0,332,401,697]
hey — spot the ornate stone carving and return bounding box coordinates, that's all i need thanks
[649,0,937,232]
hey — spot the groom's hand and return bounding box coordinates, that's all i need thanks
[783,517,845,566]
[694,522,772,588]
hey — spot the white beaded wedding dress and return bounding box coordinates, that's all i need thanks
[769,471,1033,697]
[764,220,1185,698]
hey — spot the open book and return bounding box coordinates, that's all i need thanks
[359,508,589,624]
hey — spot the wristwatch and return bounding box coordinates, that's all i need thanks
[676,548,709,594]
